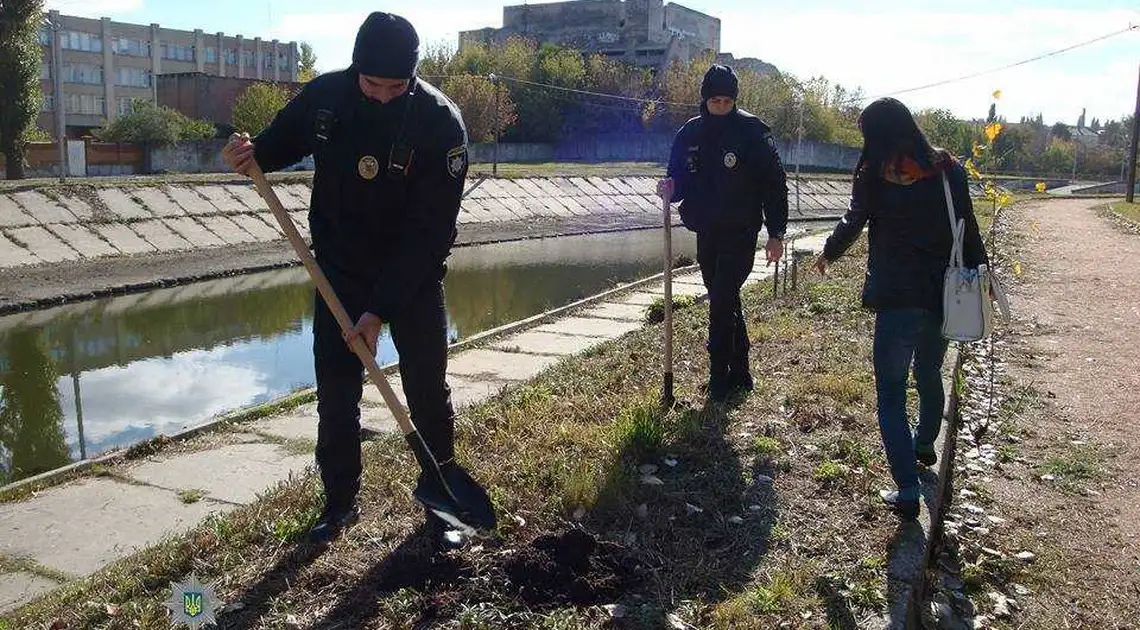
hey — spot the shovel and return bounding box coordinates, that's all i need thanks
[661,192,675,407]
[247,164,496,535]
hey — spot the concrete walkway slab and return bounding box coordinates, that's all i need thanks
[256,212,286,235]
[164,217,226,248]
[619,291,661,306]
[92,223,156,255]
[0,233,37,268]
[449,375,512,408]
[0,477,225,577]
[229,214,280,242]
[280,184,311,210]
[47,224,117,259]
[166,186,219,216]
[125,442,312,506]
[200,215,257,245]
[194,186,245,215]
[489,330,602,356]
[534,316,641,338]
[586,177,620,195]
[130,187,184,218]
[567,178,604,197]
[131,219,193,252]
[288,211,310,239]
[448,348,561,381]
[606,178,637,196]
[0,195,35,227]
[245,404,318,442]
[56,195,95,221]
[7,226,79,262]
[95,188,153,221]
[11,191,76,224]
[579,302,647,322]
[0,572,62,614]
[225,185,269,212]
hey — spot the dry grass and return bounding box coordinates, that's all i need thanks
[3,239,911,630]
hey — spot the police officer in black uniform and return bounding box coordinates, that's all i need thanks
[658,65,790,402]
[223,12,470,545]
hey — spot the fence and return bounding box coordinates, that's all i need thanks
[0,141,143,178]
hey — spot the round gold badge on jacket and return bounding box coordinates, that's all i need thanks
[723,152,738,169]
[358,155,380,180]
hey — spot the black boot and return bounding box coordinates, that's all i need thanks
[307,502,360,545]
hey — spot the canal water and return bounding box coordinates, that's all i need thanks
[0,228,701,485]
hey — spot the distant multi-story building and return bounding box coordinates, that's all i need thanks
[460,0,721,71]
[39,10,299,137]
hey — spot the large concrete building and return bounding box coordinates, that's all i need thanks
[460,0,721,71]
[38,10,299,138]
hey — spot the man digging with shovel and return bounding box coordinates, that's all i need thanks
[223,12,494,548]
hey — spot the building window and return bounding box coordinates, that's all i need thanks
[224,49,237,65]
[205,46,217,63]
[263,53,273,70]
[40,62,51,80]
[242,50,254,68]
[113,38,150,57]
[61,31,103,53]
[65,93,106,115]
[41,94,54,112]
[161,43,195,62]
[62,64,104,85]
[38,27,51,46]
[117,97,137,116]
[116,66,151,87]
[277,52,288,71]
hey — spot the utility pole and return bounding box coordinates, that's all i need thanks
[1126,62,1139,203]
[490,73,500,178]
[47,15,67,181]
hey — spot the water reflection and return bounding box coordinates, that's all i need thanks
[0,228,700,483]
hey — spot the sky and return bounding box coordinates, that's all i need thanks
[46,0,1140,125]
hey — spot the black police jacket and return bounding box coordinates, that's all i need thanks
[821,159,989,313]
[253,69,469,321]
[666,107,789,238]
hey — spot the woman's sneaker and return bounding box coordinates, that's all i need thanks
[879,490,919,520]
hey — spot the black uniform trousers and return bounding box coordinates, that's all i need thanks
[312,278,455,511]
[696,229,759,381]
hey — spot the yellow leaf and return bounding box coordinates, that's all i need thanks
[1035,181,1046,193]
[984,122,1003,144]
[999,192,1013,208]
[965,159,982,180]
[992,89,1003,100]
[1013,261,1023,277]
[972,143,985,158]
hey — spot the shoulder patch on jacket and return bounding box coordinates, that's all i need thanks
[447,145,467,178]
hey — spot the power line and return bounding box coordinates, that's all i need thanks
[878,23,1139,99]
[422,22,1137,112]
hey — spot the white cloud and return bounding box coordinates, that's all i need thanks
[45,0,143,17]
[719,7,1140,123]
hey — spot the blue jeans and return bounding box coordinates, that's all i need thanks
[873,309,949,501]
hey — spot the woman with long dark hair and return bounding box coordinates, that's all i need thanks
[814,97,988,520]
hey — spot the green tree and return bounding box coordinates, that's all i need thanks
[916,108,973,156]
[298,42,318,82]
[0,329,69,485]
[1050,122,1072,142]
[231,82,291,136]
[1040,137,1075,174]
[0,0,44,180]
[440,74,518,142]
[94,101,215,144]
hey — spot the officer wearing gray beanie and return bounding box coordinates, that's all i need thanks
[658,64,789,402]
[223,12,476,547]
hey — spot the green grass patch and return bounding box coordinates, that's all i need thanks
[4,238,899,629]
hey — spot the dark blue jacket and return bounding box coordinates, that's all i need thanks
[666,107,789,238]
[822,160,989,312]
[253,69,469,320]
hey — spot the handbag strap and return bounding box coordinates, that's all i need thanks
[942,172,964,268]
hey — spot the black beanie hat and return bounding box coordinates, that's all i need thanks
[352,12,419,79]
[700,64,739,101]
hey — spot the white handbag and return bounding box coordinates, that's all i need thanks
[940,173,1009,342]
